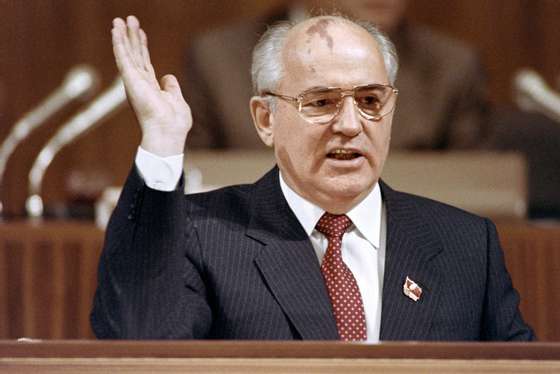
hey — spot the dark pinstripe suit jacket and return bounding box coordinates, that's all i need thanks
[91,166,534,341]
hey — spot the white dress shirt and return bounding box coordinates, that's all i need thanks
[135,147,184,191]
[279,173,386,342]
[135,147,386,342]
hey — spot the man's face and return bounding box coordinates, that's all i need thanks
[268,18,394,213]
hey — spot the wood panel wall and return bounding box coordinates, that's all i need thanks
[0,0,558,215]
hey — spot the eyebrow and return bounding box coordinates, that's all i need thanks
[302,83,385,92]
[303,85,331,92]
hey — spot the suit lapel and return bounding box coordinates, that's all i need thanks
[379,181,444,340]
[244,172,443,340]
[246,167,339,340]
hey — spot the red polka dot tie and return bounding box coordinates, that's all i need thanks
[316,213,367,341]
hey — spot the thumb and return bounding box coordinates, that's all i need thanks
[160,74,185,101]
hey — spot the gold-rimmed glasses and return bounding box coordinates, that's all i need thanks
[263,84,398,125]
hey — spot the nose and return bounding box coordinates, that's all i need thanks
[330,96,363,137]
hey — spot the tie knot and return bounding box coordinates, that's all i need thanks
[316,213,352,239]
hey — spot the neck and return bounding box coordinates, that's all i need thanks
[313,190,371,214]
[279,171,374,215]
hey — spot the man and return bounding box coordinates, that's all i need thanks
[185,0,488,150]
[91,14,534,341]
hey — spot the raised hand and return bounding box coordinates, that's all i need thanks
[111,16,191,156]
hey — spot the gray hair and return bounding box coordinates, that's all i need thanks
[251,15,399,96]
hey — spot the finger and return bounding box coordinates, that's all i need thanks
[112,20,160,97]
[111,18,133,73]
[139,29,153,71]
[138,28,159,87]
[126,15,143,69]
[113,23,162,102]
[160,74,186,102]
[112,21,137,77]
[113,17,134,62]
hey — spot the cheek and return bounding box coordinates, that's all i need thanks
[379,125,392,151]
[366,119,391,149]
[274,114,322,156]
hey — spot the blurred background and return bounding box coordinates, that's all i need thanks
[1,0,559,217]
[0,0,559,340]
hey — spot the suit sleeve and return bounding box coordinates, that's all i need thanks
[90,166,212,339]
[481,218,536,341]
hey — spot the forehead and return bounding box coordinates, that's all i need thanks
[280,18,388,92]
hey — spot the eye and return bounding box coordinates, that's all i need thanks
[309,98,330,107]
[302,97,338,109]
[358,95,381,106]
[300,89,340,115]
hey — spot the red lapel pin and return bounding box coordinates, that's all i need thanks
[403,276,422,302]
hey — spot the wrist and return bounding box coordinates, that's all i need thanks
[140,133,185,157]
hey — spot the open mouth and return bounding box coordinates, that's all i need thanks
[327,149,362,161]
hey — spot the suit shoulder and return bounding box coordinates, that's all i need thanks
[389,188,493,253]
[393,188,487,227]
[184,183,254,222]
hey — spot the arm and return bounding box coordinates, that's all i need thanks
[481,218,536,341]
[91,165,212,338]
[90,16,212,338]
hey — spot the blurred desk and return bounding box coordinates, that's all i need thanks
[0,341,559,372]
[186,150,527,220]
[1,220,558,340]
[99,150,528,227]
[0,221,103,339]
[498,221,560,341]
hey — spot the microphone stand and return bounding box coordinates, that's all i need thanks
[0,65,98,218]
[25,78,126,219]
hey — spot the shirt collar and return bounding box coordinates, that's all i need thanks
[279,171,382,249]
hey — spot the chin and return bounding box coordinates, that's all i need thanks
[320,176,376,202]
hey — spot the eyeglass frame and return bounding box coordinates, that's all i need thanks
[262,83,399,124]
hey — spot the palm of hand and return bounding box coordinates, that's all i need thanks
[112,16,191,156]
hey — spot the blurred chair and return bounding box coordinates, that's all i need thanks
[486,108,560,219]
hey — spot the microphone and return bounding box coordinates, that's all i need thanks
[0,65,99,217]
[25,78,127,218]
[513,68,560,124]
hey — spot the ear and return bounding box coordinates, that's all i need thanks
[250,96,274,147]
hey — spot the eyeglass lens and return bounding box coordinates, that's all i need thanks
[299,85,395,123]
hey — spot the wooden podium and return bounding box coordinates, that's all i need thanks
[2,220,560,341]
[0,341,559,373]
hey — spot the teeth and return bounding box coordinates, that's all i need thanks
[332,149,353,154]
[329,149,359,160]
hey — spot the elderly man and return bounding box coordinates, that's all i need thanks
[91,15,534,341]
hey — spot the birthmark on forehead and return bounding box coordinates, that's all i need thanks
[305,19,334,51]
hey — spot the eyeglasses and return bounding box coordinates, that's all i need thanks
[263,84,398,125]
